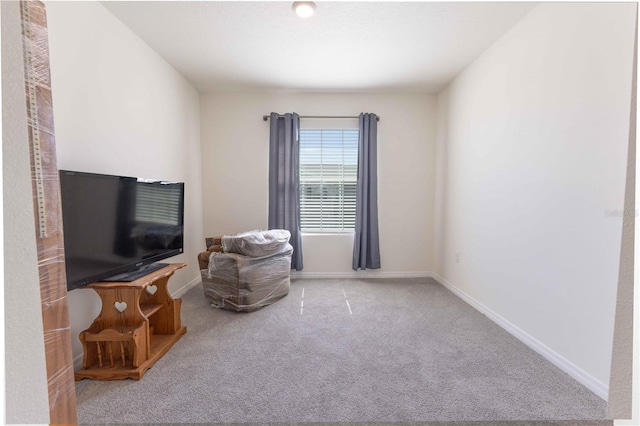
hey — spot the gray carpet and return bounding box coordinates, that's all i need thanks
[75,278,607,424]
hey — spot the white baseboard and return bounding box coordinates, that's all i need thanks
[430,272,609,400]
[172,276,201,298]
[291,270,433,279]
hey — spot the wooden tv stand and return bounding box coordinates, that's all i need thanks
[75,263,187,381]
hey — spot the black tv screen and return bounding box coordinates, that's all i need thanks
[59,170,184,290]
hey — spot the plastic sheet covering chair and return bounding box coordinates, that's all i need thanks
[199,230,292,312]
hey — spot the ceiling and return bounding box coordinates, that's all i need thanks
[102,1,537,93]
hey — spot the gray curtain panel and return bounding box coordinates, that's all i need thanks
[268,112,303,271]
[353,113,381,270]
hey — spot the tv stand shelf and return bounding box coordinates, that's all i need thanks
[75,263,187,381]
[141,304,164,317]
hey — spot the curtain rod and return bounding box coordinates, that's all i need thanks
[263,114,380,122]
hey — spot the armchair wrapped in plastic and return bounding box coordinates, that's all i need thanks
[200,230,292,312]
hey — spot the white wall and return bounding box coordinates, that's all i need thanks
[2,1,51,422]
[45,1,203,363]
[434,3,636,397]
[200,92,436,276]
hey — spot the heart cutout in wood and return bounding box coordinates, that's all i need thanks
[114,301,127,313]
[146,285,158,295]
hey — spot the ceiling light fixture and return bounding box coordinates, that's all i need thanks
[292,1,317,18]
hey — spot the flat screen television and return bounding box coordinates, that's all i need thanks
[59,170,185,291]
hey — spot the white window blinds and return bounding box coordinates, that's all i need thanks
[135,183,182,225]
[299,129,358,232]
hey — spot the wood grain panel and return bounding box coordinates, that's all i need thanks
[20,1,78,423]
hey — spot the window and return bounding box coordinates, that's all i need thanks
[299,129,358,232]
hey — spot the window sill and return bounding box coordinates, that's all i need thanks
[301,231,355,236]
